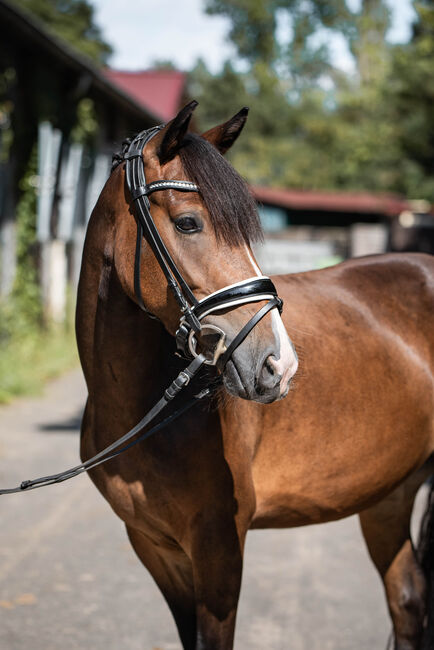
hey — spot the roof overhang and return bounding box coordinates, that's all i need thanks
[0,0,160,124]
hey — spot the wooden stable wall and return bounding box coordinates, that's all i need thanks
[0,0,155,321]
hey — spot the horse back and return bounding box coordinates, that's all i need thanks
[278,252,434,362]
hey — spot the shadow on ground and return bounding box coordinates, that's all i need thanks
[38,408,83,433]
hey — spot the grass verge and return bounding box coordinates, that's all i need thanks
[0,324,79,404]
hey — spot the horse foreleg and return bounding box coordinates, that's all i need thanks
[126,525,197,650]
[188,513,246,650]
[359,466,431,650]
[128,514,245,650]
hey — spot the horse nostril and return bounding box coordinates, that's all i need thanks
[256,355,282,393]
[266,356,277,374]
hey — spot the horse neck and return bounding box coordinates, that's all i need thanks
[76,179,173,412]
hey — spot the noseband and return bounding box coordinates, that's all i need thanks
[124,125,282,365]
[0,124,285,495]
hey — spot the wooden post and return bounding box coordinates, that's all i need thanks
[40,239,67,323]
[0,161,17,296]
[0,217,16,296]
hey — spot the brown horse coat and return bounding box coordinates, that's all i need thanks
[76,105,434,650]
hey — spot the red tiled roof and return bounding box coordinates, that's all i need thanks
[251,185,412,217]
[104,69,186,122]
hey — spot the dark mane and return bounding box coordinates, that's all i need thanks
[179,133,263,246]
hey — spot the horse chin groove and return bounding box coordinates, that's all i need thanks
[222,359,249,400]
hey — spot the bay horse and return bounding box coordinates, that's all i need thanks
[76,101,434,650]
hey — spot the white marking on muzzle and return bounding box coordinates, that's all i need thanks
[271,309,298,393]
[244,246,298,394]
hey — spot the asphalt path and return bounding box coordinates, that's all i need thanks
[0,368,424,650]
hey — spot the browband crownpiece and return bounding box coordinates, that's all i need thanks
[146,181,199,194]
[131,181,199,201]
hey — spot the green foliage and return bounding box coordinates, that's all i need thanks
[70,97,98,144]
[351,0,391,84]
[0,315,78,403]
[386,0,434,199]
[191,0,434,202]
[9,145,42,332]
[205,0,359,85]
[0,150,78,403]
[150,59,178,71]
[0,2,105,402]
[11,0,112,64]
[0,148,78,405]
[206,0,277,64]
[0,68,15,163]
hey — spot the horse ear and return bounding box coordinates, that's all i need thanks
[158,100,198,165]
[201,107,249,154]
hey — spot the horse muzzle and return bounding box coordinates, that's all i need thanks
[222,343,296,404]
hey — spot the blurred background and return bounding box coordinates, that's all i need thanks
[0,0,433,400]
[0,4,432,647]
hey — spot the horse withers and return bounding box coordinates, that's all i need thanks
[76,101,434,650]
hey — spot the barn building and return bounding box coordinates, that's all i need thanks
[1,0,432,318]
[252,186,433,274]
[104,69,189,123]
[0,0,156,319]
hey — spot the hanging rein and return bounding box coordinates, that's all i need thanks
[0,125,283,496]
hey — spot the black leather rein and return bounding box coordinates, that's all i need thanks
[0,124,283,496]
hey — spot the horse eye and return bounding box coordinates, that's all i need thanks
[174,216,202,234]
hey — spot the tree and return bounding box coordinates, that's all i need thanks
[204,0,360,89]
[387,0,434,200]
[12,0,112,65]
[191,0,434,201]
[350,0,391,85]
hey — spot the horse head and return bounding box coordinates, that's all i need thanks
[111,101,298,404]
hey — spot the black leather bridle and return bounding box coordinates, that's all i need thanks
[125,125,282,366]
[0,124,284,495]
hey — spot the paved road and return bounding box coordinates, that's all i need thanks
[0,368,422,650]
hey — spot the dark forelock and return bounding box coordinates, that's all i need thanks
[178,133,263,246]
